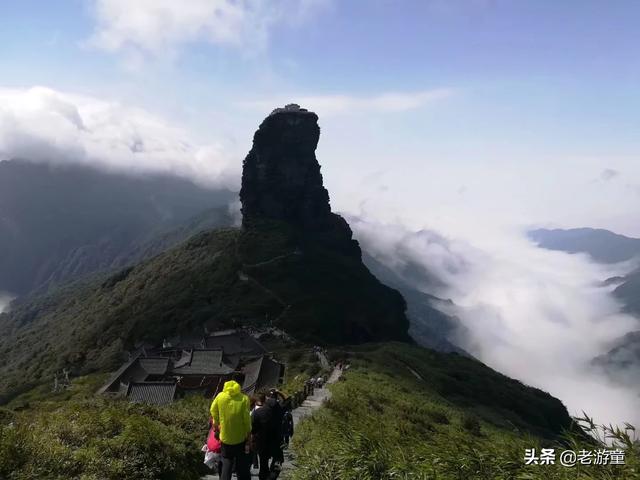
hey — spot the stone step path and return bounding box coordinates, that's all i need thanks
[280,365,342,479]
[315,350,330,370]
[291,364,341,427]
[202,365,342,479]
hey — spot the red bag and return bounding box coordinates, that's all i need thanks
[207,427,221,453]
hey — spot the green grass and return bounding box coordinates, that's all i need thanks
[0,392,211,480]
[271,344,330,395]
[5,373,110,410]
[289,343,640,480]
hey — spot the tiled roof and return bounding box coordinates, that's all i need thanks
[222,354,241,370]
[241,356,284,394]
[204,331,266,356]
[139,357,169,375]
[98,356,169,394]
[259,356,284,390]
[98,330,274,404]
[127,382,177,405]
[173,350,192,369]
[98,353,145,394]
[171,349,234,376]
[241,357,264,394]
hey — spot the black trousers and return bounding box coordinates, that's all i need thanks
[257,447,283,480]
[220,442,251,480]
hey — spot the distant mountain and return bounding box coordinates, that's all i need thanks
[531,228,640,385]
[601,269,640,382]
[612,269,640,316]
[593,330,640,383]
[529,227,640,317]
[528,227,640,264]
[362,252,469,355]
[0,160,234,296]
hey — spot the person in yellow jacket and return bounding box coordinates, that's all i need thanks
[210,379,252,480]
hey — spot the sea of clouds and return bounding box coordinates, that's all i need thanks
[352,216,640,427]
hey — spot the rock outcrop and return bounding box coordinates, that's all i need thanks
[240,104,361,257]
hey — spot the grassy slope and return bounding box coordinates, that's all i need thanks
[0,221,408,403]
[291,343,640,480]
[2,343,636,479]
[0,340,326,480]
[0,375,210,480]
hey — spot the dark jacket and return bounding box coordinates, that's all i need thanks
[252,398,284,454]
[282,410,294,437]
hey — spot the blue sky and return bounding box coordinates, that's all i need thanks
[1,0,639,236]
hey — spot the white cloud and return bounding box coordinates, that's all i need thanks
[351,215,640,427]
[87,0,330,55]
[0,86,240,189]
[240,88,454,116]
[0,293,12,314]
[600,168,620,181]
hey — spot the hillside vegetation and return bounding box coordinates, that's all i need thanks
[3,342,636,480]
[0,220,409,403]
[291,343,640,480]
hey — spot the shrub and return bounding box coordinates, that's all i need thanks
[462,413,483,436]
[289,343,640,480]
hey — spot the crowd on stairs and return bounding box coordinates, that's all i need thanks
[201,352,346,480]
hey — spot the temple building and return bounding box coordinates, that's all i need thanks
[98,329,284,405]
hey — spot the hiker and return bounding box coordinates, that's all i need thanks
[307,377,315,395]
[252,388,285,480]
[210,378,252,480]
[251,393,266,470]
[252,393,265,415]
[204,418,223,476]
[282,400,294,447]
[315,376,324,388]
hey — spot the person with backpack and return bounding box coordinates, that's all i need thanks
[251,393,266,470]
[252,389,285,480]
[281,400,294,447]
[210,378,252,480]
[203,419,223,477]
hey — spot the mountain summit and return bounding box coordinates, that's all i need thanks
[241,104,328,228]
[240,104,360,257]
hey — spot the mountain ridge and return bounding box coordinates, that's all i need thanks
[0,159,234,296]
[529,227,640,264]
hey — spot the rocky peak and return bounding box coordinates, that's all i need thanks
[240,105,360,257]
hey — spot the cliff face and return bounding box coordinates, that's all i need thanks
[240,105,360,257]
